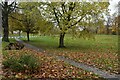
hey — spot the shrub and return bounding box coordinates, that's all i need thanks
[3,53,40,73]
[3,56,24,72]
[19,54,40,72]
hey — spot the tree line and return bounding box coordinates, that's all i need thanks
[1,1,114,48]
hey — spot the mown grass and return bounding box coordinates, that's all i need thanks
[22,34,118,53]
[21,34,118,74]
[2,38,17,57]
[2,38,16,49]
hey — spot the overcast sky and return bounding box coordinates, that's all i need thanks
[0,0,119,15]
[108,0,119,15]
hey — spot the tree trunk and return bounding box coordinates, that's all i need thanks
[11,31,13,34]
[18,30,21,37]
[2,13,9,42]
[59,32,65,48]
[27,31,30,41]
[106,27,109,35]
[0,4,2,35]
[2,2,9,42]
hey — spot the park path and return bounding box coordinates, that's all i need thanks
[16,38,120,80]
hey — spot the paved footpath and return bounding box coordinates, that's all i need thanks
[16,38,120,80]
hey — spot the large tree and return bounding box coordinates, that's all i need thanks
[1,0,17,42]
[40,2,109,48]
[0,4,2,35]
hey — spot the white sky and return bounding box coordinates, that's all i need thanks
[108,0,120,15]
[0,0,119,16]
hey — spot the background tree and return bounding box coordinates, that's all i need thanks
[35,18,55,36]
[105,13,112,34]
[17,2,42,41]
[9,11,23,36]
[40,2,109,48]
[16,2,55,41]
[111,14,119,35]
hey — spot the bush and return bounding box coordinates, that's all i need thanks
[3,53,40,73]
[3,56,24,72]
[19,54,40,71]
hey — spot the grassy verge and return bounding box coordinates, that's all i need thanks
[2,38,16,48]
[22,35,118,74]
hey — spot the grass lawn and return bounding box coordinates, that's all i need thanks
[2,38,16,48]
[2,43,105,79]
[22,34,119,74]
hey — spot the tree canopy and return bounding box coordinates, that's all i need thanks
[3,1,110,47]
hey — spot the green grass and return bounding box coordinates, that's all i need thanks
[2,38,16,48]
[22,34,118,53]
[2,38,17,56]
